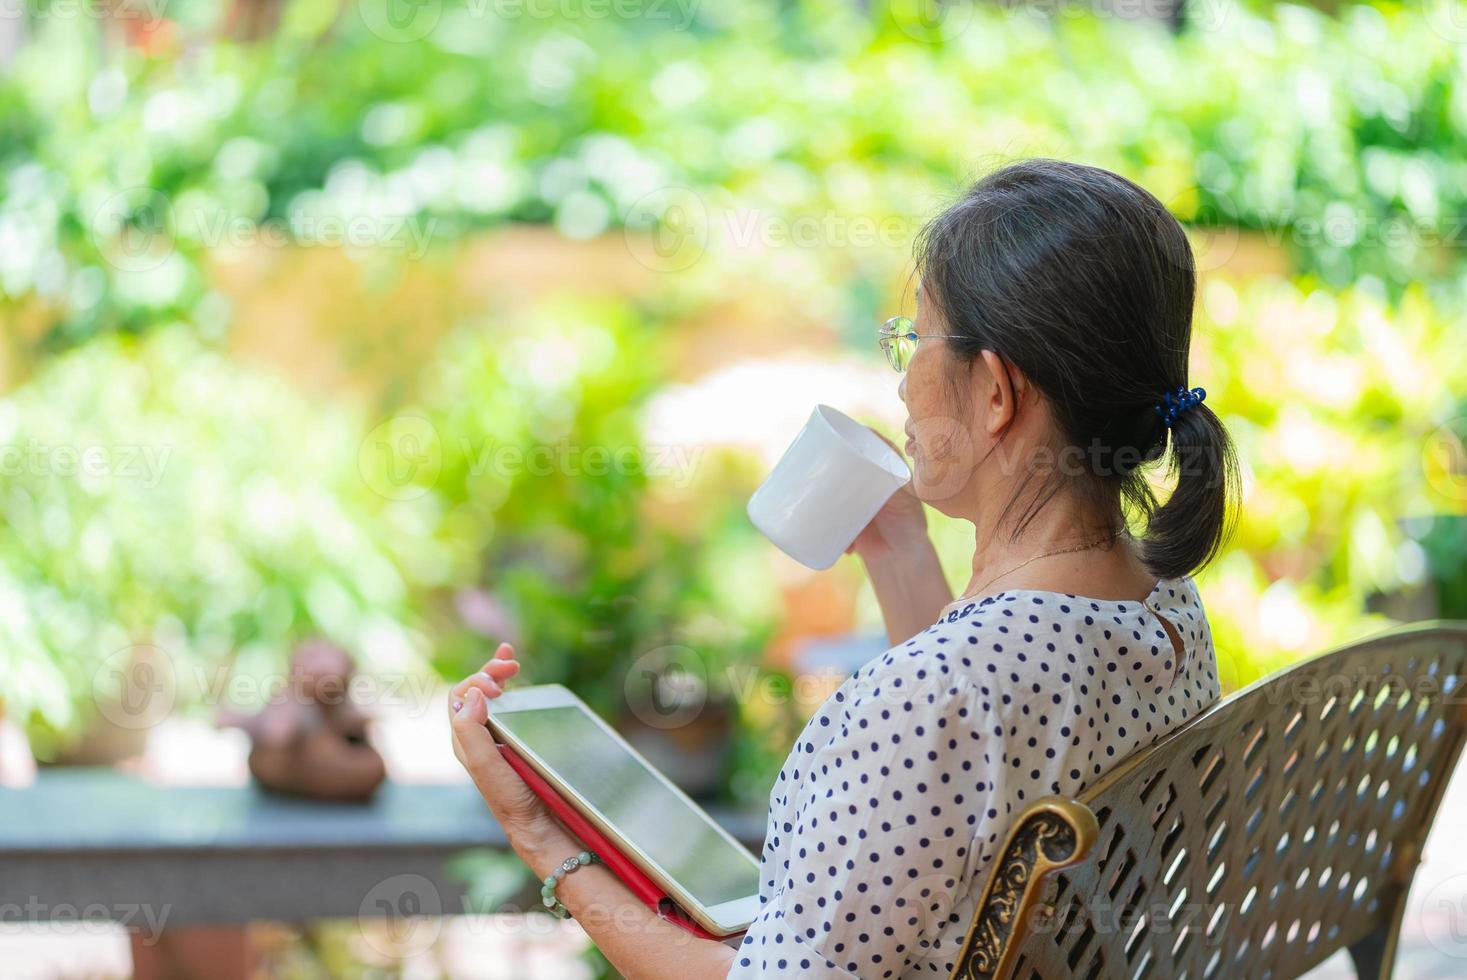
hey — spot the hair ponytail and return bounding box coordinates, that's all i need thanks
[915,159,1241,580]
[1139,401,1240,580]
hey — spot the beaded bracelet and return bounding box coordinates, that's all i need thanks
[541,849,599,919]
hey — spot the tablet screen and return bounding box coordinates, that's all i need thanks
[491,704,761,908]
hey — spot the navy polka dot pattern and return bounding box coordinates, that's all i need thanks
[727,575,1220,978]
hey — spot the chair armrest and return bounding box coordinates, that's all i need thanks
[949,798,1100,980]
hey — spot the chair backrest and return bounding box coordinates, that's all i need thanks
[949,622,1467,980]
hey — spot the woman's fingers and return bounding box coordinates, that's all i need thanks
[865,427,919,500]
[451,645,521,702]
[449,687,552,831]
[449,688,499,779]
[452,672,503,701]
[481,657,519,680]
[447,642,520,765]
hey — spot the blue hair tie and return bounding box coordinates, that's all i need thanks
[1153,386,1206,428]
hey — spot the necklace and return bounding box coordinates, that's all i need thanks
[949,529,1122,609]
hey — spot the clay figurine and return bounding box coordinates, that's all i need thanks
[221,639,387,802]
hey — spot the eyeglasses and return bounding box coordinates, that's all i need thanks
[877,315,965,373]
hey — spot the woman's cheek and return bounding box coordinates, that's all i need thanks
[909,419,978,504]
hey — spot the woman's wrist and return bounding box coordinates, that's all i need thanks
[863,536,946,598]
[507,814,584,880]
[862,539,953,643]
[870,530,940,569]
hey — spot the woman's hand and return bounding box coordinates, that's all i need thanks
[846,428,954,644]
[450,645,736,980]
[845,430,931,563]
[846,479,931,563]
[448,643,554,836]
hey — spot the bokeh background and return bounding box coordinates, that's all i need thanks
[3,0,1467,974]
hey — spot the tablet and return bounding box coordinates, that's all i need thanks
[485,684,762,936]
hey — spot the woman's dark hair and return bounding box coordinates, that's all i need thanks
[914,158,1239,580]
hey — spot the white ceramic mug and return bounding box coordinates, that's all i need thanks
[747,405,912,570]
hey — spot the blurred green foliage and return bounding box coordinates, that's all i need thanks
[1,0,1466,798]
[1181,276,1467,681]
[376,298,781,721]
[8,1,1467,346]
[0,328,423,757]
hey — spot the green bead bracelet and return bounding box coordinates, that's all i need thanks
[540,849,599,919]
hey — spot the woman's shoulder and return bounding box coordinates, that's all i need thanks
[829,591,1084,719]
[930,574,1205,632]
[1144,574,1211,642]
[903,575,1209,673]
[830,576,1211,718]
[813,631,991,742]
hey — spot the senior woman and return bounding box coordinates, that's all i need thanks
[448,158,1239,979]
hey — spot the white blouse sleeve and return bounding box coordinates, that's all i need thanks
[727,655,1004,979]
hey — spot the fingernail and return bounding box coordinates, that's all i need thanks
[451,699,464,713]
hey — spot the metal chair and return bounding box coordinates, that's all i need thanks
[949,622,1467,980]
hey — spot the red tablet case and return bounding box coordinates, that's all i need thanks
[496,741,743,941]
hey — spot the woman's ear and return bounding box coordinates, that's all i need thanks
[975,349,1021,436]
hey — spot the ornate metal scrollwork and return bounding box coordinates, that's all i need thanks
[954,813,1079,978]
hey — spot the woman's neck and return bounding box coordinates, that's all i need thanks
[960,498,1155,605]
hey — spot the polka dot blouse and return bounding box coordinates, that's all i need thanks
[726,575,1220,979]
